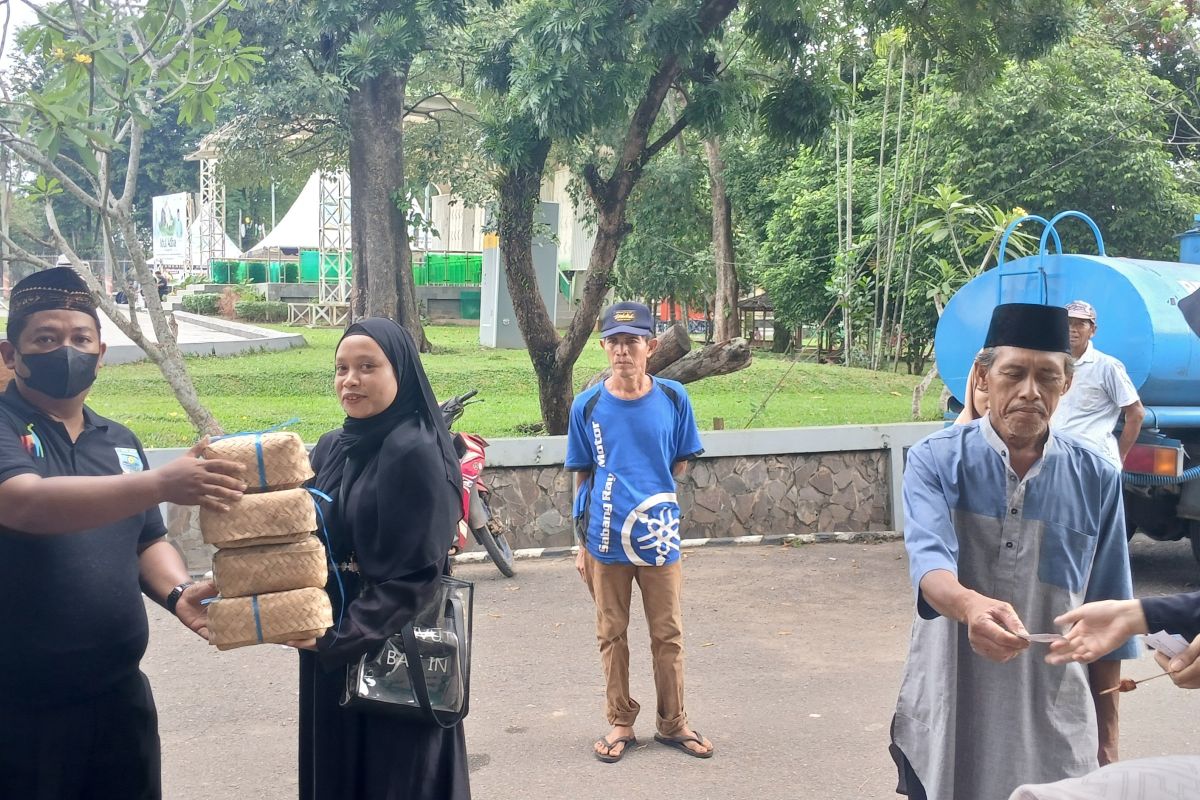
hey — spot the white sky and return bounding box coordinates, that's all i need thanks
[0,0,45,72]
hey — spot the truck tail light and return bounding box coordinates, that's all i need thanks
[1124,443,1184,477]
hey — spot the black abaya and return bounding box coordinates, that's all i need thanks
[298,319,469,800]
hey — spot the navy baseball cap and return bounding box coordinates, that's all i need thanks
[600,301,654,338]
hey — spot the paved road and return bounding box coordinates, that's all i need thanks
[146,537,1200,800]
[100,307,231,346]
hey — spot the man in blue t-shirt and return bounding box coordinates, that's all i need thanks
[565,301,712,764]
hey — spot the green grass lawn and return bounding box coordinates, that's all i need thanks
[78,324,944,447]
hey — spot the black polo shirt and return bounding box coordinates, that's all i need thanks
[0,383,166,707]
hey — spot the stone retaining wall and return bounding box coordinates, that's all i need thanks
[485,450,892,550]
[151,423,939,575]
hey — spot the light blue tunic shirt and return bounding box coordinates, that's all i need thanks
[893,415,1139,800]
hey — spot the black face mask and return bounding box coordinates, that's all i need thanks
[18,346,100,399]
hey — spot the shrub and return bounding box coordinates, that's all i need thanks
[236,283,265,302]
[234,301,290,323]
[181,294,220,316]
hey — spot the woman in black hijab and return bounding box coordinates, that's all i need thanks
[296,318,469,800]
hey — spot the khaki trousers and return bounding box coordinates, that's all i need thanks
[583,552,687,736]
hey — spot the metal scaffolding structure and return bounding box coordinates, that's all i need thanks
[185,131,228,273]
[318,170,351,305]
[198,154,226,269]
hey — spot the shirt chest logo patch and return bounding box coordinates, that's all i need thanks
[21,424,45,458]
[114,447,144,473]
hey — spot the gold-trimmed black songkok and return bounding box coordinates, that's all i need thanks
[6,267,100,341]
[983,302,1070,354]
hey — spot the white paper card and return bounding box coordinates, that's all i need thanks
[1146,630,1190,659]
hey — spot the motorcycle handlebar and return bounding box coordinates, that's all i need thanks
[439,389,480,428]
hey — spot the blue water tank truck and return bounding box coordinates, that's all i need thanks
[936,210,1200,565]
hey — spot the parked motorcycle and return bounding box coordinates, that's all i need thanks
[439,389,515,577]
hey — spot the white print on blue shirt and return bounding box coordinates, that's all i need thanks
[593,420,607,467]
[565,377,704,567]
[114,447,144,473]
[621,492,680,566]
[600,472,616,553]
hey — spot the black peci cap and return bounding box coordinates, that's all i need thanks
[7,267,100,341]
[983,303,1070,354]
[600,301,654,338]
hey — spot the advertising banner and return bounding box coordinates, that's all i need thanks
[152,192,189,264]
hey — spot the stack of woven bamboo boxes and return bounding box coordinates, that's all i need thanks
[201,432,333,650]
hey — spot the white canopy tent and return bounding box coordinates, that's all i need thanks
[188,212,241,264]
[245,171,323,256]
[243,170,430,260]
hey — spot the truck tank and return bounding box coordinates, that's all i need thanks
[936,211,1200,426]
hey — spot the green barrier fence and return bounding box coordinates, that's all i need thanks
[459,290,481,320]
[299,250,320,283]
[420,252,484,286]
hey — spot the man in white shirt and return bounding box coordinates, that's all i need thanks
[1052,300,1145,469]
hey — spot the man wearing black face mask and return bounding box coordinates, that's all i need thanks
[0,267,248,800]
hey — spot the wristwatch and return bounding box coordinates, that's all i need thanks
[165,581,195,616]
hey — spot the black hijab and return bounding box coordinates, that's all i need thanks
[310,318,462,579]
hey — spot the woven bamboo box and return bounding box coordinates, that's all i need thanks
[213,537,328,598]
[200,487,316,549]
[205,431,313,492]
[208,587,333,651]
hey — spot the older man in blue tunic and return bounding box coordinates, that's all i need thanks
[890,303,1139,800]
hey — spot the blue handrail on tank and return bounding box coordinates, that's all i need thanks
[995,215,1062,304]
[1141,406,1200,429]
[1039,210,1107,258]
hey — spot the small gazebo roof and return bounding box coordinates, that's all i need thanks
[738,292,773,312]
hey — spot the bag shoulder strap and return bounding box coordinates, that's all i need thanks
[400,588,469,729]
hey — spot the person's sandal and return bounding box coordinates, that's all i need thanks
[654,732,714,759]
[594,734,637,763]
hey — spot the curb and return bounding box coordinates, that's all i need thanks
[452,530,903,566]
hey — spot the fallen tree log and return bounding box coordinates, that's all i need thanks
[583,321,692,389]
[656,337,752,384]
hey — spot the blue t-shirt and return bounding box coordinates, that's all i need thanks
[565,377,704,566]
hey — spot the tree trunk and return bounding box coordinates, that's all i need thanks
[772,322,791,353]
[583,321,691,388]
[348,67,428,350]
[656,338,751,384]
[703,136,739,343]
[0,150,9,296]
[495,0,738,434]
[496,137,570,431]
[912,363,938,420]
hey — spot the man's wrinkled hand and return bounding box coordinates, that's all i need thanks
[575,548,586,584]
[1046,599,1146,666]
[1154,635,1200,689]
[157,437,247,511]
[964,595,1030,662]
[175,580,218,641]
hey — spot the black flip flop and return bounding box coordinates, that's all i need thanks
[594,734,637,763]
[654,731,714,759]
